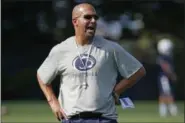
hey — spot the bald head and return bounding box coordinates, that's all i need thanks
[72,3,96,19]
[72,3,98,42]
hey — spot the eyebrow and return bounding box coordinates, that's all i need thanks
[73,14,98,20]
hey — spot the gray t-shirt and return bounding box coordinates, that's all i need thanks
[37,36,142,119]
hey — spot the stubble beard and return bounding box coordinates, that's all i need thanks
[86,30,96,41]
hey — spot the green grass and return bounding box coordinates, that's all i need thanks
[1,100,184,123]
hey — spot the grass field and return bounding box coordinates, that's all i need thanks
[1,100,184,123]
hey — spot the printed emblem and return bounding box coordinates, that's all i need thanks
[72,54,96,71]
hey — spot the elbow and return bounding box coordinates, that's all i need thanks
[132,66,146,83]
[134,66,146,82]
[140,66,146,78]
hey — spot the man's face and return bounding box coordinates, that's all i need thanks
[73,7,99,38]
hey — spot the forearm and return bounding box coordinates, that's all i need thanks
[114,67,146,95]
[114,79,135,95]
[37,74,67,120]
[37,74,57,102]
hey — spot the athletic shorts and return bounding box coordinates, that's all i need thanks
[158,72,174,96]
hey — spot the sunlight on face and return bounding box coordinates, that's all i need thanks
[73,4,99,39]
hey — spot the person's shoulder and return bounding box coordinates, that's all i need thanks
[50,36,75,54]
[59,36,75,47]
[95,36,121,49]
[158,54,169,60]
[159,54,173,63]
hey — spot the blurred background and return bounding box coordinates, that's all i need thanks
[1,0,184,122]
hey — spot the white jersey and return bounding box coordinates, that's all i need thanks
[37,36,142,119]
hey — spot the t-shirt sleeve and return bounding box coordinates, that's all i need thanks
[114,43,143,79]
[37,46,59,84]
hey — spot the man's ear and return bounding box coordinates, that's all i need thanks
[72,19,77,26]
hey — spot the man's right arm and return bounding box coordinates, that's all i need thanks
[36,46,59,104]
[37,73,67,120]
[36,45,67,120]
[37,74,57,103]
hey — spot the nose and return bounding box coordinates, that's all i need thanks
[90,17,96,23]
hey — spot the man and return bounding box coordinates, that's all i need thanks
[157,38,178,117]
[37,3,145,123]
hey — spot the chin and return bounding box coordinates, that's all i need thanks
[87,34,95,39]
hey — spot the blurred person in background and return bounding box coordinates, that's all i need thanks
[157,38,178,117]
[37,3,145,123]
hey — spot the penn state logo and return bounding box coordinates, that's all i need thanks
[72,54,96,71]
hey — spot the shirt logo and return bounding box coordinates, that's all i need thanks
[72,54,96,71]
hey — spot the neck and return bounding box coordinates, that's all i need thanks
[75,35,93,46]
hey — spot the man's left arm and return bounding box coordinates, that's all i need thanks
[114,67,145,96]
[113,43,146,97]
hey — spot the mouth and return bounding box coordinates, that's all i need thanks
[86,26,95,31]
